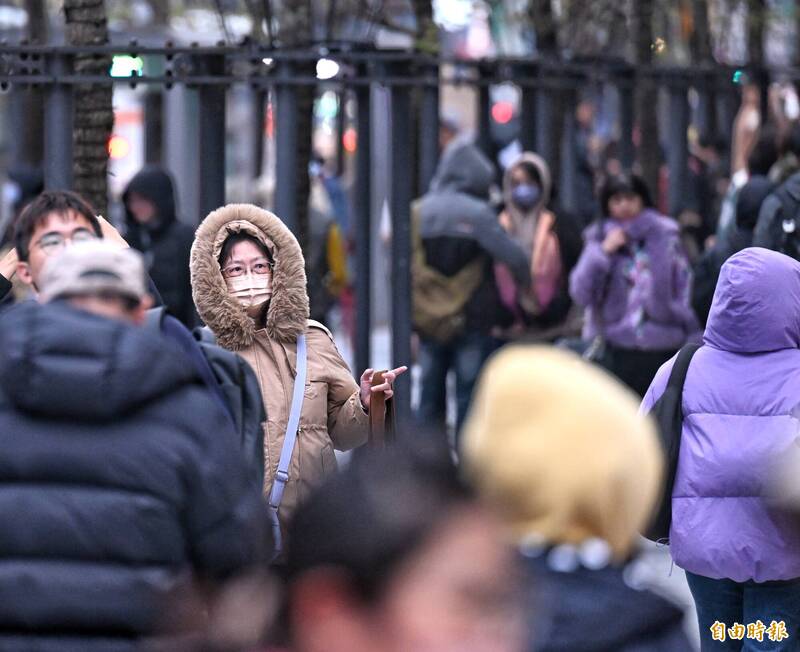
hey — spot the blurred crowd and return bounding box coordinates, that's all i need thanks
[0,75,798,652]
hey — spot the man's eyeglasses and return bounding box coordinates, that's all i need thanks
[35,228,97,256]
[222,260,274,279]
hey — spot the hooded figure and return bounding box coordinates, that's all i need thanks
[642,247,800,649]
[191,204,374,533]
[462,346,690,652]
[123,166,196,327]
[497,152,582,340]
[692,175,774,326]
[412,142,529,433]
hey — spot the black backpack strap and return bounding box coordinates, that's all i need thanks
[643,342,701,543]
[665,343,701,395]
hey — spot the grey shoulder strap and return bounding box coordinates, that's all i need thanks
[268,333,307,555]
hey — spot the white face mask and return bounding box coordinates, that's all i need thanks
[225,271,273,308]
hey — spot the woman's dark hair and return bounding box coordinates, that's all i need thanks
[599,172,653,216]
[218,231,272,267]
[511,160,541,185]
[748,125,780,176]
[286,436,473,603]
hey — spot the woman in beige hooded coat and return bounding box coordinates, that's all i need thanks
[190,204,404,531]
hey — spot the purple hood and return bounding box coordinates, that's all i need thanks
[642,248,800,582]
[705,247,800,353]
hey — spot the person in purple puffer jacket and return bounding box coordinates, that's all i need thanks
[642,247,800,652]
[570,172,699,396]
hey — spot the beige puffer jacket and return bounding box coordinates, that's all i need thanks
[190,204,369,528]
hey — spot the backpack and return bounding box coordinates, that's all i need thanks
[642,343,701,543]
[777,187,800,260]
[410,201,484,343]
[146,307,266,485]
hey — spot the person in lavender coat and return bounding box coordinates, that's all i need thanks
[642,247,800,651]
[569,172,699,396]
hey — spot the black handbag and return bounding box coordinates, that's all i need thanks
[643,343,701,543]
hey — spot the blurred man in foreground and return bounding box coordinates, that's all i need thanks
[0,241,267,651]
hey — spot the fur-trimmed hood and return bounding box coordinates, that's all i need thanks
[190,204,309,350]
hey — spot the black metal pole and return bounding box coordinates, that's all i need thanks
[197,54,226,221]
[560,86,579,215]
[44,53,73,190]
[353,74,372,379]
[274,60,298,235]
[144,90,163,165]
[335,89,347,177]
[388,62,413,430]
[418,62,440,194]
[617,68,636,170]
[535,67,555,167]
[476,62,492,157]
[716,84,738,147]
[252,88,266,179]
[667,80,690,217]
[695,72,717,144]
[518,62,537,153]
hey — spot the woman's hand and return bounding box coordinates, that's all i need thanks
[0,248,18,281]
[602,228,628,255]
[359,366,409,412]
[95,215,130,249]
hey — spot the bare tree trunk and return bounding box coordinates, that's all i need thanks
[277,1,313,257]
[529,0,564,181]
[746,0,769,120]
[690,0,714,62]
[64,0,114,216]
[528,0,558,52]
[410,0,436,197]
[747,0,766,68]
[412,0,437,54]
[689,0,717,139]
[144,0,170,26]
[20,0,48,166]
[632,0,661,200]
[244,0,267,42]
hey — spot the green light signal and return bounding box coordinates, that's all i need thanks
[110,55,144,78]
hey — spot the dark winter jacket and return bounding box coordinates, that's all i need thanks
[414,142,530,339]
[526,555,689,652]
[123,167,197,327]
[754,170,800,258]
[692,175,774,325]
[0,301,268,652]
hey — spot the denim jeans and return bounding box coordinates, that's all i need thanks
[416,332,493,440]
[686,571,800,651]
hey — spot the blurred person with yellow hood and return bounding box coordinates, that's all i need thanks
[462,346,691,652]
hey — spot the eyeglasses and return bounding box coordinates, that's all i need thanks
[222,260,274,279]
[34,228,97,256]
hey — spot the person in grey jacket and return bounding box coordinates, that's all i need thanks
[413,141,529,434]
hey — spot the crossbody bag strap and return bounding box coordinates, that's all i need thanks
[269,333,307,512]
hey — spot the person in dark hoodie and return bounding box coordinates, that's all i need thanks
[412,141,530,434]
[692,175,774,325]
[0,240,268,651]
[123,166,197,326]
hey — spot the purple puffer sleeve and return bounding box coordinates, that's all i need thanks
[569,241,612,308]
